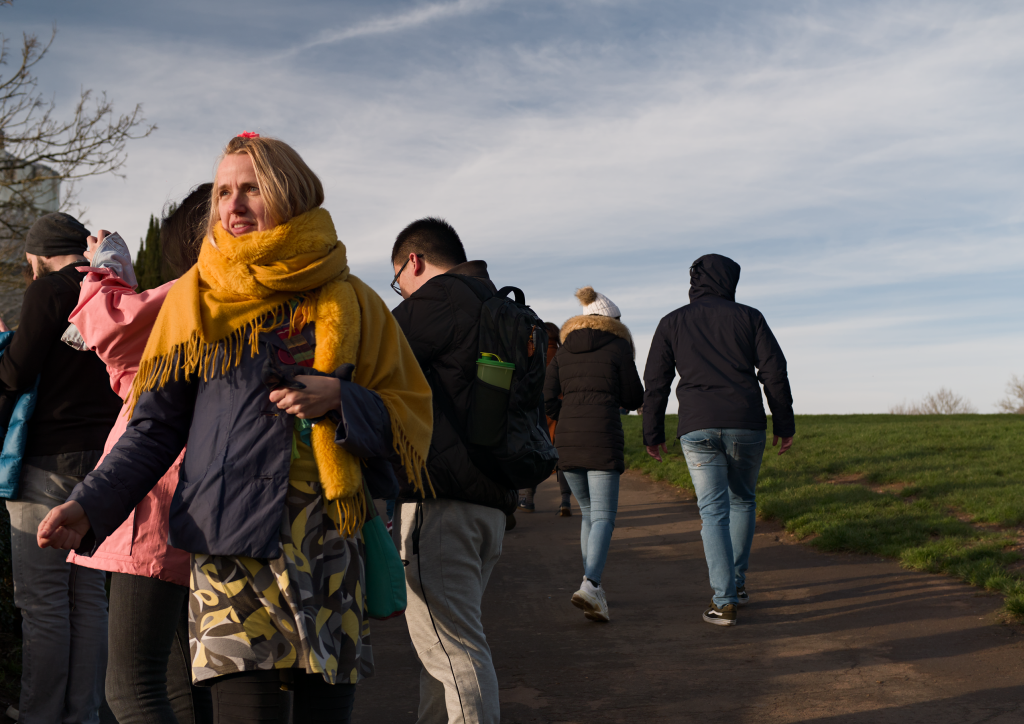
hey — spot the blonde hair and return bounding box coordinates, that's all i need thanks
[209,135,324,236]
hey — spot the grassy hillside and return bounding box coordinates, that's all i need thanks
[623,414,1024,617]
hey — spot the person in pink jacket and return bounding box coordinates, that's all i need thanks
[66,184,212,724]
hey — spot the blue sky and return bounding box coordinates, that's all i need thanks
[6,0,1023,413]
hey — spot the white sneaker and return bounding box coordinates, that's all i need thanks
[6,705,19,721]
[571,578,610,622]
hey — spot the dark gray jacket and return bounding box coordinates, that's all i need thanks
[69,323,396,559]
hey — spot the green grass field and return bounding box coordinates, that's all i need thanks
[622,414,1024,618]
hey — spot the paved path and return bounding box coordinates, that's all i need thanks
[353,470,1024,723]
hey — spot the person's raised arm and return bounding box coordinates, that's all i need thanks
[753,312,795,455]
[70,231,171,383]
[642,317,676,462]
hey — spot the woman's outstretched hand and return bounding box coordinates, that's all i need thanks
[37,501,91,550]
[269,375,341,419]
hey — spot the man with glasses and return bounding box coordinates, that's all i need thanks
[389,217,515,724]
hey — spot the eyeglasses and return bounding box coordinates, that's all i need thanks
[391,254,423,296]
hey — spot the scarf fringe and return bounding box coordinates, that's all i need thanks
[333,485,367,539]
[381,397,434,500]
[127,295,318,417]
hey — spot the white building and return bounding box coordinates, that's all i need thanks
[0,149,62,325]
[0,149,60,214]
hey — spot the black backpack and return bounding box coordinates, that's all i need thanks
[438,274,558,489]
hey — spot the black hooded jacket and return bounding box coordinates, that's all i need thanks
[545,315,644,472]
[642,254,794,445]
[391,261,518,514]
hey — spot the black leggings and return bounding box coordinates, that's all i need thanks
[209,670,355,724]
[106,573,213,724]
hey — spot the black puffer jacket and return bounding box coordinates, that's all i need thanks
[391,261,518,514]
[0,263,121,465]
[642,253,795,445]
[544,315,644,472]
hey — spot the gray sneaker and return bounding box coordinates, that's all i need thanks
[703,600,737,626]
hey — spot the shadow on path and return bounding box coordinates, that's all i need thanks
[353,470,1024,723]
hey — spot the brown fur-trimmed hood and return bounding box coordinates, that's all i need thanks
[560,314,635,357]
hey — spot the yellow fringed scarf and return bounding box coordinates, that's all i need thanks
[130,208,433,536]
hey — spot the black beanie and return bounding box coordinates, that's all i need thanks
[24,212,89,257]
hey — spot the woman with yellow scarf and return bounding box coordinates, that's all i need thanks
[38,134,433,723]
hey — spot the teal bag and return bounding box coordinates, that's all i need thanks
[362,487,407,620]
[0,330,39,500]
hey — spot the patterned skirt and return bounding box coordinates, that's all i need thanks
[189,476,373,685]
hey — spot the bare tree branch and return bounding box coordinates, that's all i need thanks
[889,388,977,415]
[996,374,1024,414]
[0,6,155,264]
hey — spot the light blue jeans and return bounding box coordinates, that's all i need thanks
[679,429,766,608]
[562,469,619,586]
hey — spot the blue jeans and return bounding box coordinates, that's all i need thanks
[6,465,109,724]
[562,469,619,586]
[679,429,766,607]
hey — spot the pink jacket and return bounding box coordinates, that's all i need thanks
[65,269,189,586]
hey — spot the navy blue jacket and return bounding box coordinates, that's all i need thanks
[69,323,397,559]
[643,254,795,445]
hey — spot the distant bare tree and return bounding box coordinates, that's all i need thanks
[996,374,1024,414]
[1,2,155,262]
[889,387,977,415]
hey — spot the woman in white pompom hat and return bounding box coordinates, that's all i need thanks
[543,286,644,622]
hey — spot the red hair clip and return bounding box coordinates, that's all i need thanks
[236,131,260,139]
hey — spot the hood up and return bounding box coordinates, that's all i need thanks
[689,254,741,303]
[560,314,635,357]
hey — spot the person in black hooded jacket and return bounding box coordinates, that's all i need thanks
[544,286,644,623]
[643,253,794,627]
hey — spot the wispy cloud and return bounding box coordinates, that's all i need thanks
[291,0,500,54]
[13,0,1024,413]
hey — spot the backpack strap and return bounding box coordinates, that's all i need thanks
[495,286,525,304]
[442,274,527,306]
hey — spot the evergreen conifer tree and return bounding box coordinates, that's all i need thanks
[136,214,162,290]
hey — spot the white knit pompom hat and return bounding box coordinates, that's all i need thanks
[575,286,621,318]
